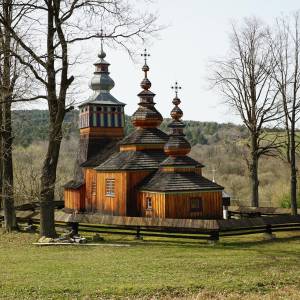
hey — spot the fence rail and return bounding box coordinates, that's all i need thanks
[1,207,300,242]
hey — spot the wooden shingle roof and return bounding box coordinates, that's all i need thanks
[139,171,223,192]
[80,139,120,168]
[95,150,167,171]
[160,156,204,167]
[119,128,168,145]
[64,180,84,189]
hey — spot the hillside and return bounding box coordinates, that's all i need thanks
[12,109,248,147]
[11,110,294,208]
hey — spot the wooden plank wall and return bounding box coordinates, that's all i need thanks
[138,192,166,218]
[165,191,223,219]
[126,171,152,216]
[64,186,85,212]
[85,168,97,211]
[96,171,127,215]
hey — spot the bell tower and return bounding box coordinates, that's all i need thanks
[73,37,126,182]
[78,38,125,139]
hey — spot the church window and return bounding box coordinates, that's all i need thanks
[105,179,115,196]
[91,181,96,196]
[190,198,202,212]
[146,197,152,209]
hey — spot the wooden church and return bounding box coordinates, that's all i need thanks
[64,46,226,220]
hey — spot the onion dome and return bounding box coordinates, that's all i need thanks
[79,35,125,108]
[89,43,115,92]
[131,49,163,128]
[164,82,191,157]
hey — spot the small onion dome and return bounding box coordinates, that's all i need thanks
[141,77,152,90]
[142,63,150,72]
[131,50,163,129]
[89,50,115,91]
[132,106,163,128]
[164,82,191,157]
[164,136,191,156]
[172,96,181,106]
[98,49,106,59]
[170,105,183,120]
[89,73,115,91]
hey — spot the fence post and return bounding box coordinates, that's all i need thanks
[208,231,219,244]
[135,226,143,240]
[263,224,275,240]
[69,222,79,235]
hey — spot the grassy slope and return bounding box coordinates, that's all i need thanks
[1,232,300,299]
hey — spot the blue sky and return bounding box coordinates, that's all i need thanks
[33,0,300,124]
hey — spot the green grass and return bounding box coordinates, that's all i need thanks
[1,231,300,299]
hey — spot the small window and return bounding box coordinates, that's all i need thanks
[111,107,116,112]
[91,181,96,196]
[97,106,102,112]
[190,198,202,212]
[103,107,107,112]
[146,197,152,209]
[105,179,115,196]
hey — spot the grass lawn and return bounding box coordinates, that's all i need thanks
[0,231,300,299]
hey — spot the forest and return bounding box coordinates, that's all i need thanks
[11,109,297,209]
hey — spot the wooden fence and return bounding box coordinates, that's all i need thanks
[1,208,300,242]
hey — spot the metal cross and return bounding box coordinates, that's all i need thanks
[141,49,150,64]
[171,82,182,97]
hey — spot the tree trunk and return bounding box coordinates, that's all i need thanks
[250,133,259,207]
[290,122,297,215]
[2,99,17,231]
[1,0,17,230]
[39,122,63,237]
[0,105,2,210]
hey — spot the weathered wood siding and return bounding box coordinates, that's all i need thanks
[85,168,97,211]
[96,171,127,215]
[64,186,85,212]
[138,192,166,218]
[138,191,222,219]
[126,171,153,216]
[165,191,223,219]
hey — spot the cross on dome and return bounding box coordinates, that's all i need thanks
[171,81,182,97]
[141,48,150,64]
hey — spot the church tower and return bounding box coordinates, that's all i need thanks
[73,38,125,183]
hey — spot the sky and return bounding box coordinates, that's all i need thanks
[33,0,300,124]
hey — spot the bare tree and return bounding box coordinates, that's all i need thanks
[269,13,300,215]
[0,0,19,231]
[0,0,159,237]
[212,18,280,207]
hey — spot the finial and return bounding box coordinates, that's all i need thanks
[140,48,150,81]
[99,28,106,59]
[141,48,150,64]
[171,81,182,98]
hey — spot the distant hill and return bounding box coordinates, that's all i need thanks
[12,110,249,147]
